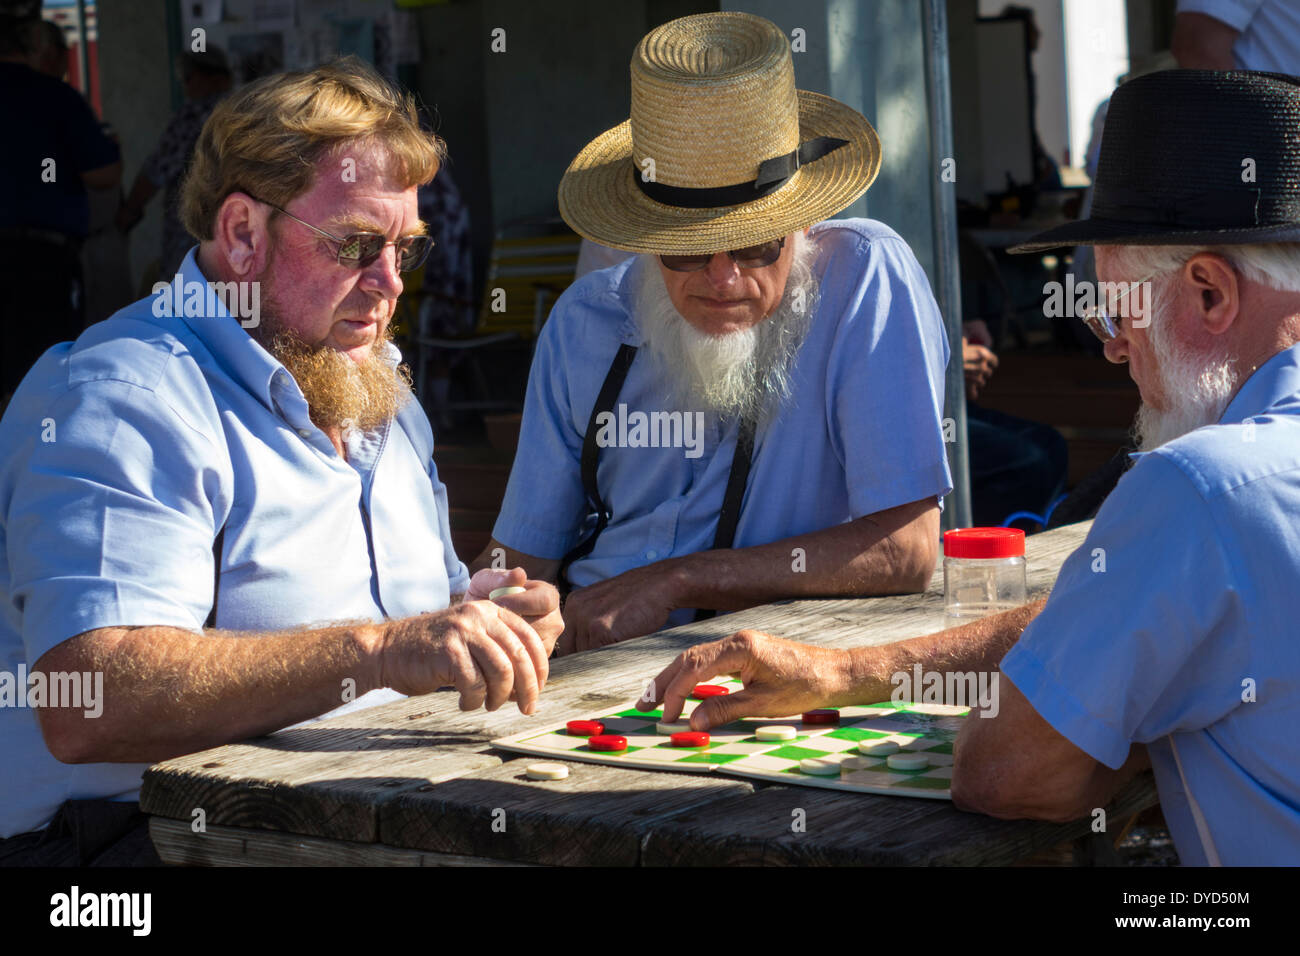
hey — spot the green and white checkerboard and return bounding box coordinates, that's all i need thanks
[491,679,967,800]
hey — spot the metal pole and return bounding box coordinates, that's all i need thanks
[921,0,973,531]
[75,0,89,98]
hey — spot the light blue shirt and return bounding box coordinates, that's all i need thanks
[493,219,953,623]
[1001,342,1300,865]
[0,248,468,837]
[1176,0,1300,73]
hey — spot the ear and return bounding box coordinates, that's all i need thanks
[210,192,273,279]
[1182,252,1239,336]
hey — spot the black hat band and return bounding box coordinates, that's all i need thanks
[632,136,849,209]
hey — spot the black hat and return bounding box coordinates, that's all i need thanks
[1010,70,1300,254]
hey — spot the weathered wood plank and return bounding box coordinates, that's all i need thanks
[148,818,535,867]
[141,742,501,843]
[640,771,1158,867]
[381,755,754,866]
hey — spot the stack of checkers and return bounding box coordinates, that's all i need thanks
[493,679,965,800]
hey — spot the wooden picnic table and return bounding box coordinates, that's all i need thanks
[141,519,1157,866]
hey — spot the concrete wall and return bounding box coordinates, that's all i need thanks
[729,0,938,282]
[96,0,174,296]
[414,0,715,294]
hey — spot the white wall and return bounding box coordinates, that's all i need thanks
[1063,0,1128,170]
[978,0,1068,167]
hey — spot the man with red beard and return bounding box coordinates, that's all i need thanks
[640,70,1300,865]
[0,58,558,865]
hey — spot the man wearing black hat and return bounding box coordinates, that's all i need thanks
[640,69,1300,865]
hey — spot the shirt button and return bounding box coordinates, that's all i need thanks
[646,550,658,560]
[298,429,311,438]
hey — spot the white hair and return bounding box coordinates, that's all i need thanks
[1104,242,1300,293]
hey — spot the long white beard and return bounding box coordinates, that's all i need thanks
[631,243,818,424]
[1134,300,1239,452]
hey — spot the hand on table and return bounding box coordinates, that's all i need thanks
[467,567,563,655]
[378,598,549,715]
[556,561,681,656]
[636,629,858,730]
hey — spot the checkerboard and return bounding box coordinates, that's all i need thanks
[491,678,966,800]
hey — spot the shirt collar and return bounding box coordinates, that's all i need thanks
[1219,340,1300,425]
[172,246,292,414]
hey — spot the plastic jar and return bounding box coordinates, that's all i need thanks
[942,528,1027,628]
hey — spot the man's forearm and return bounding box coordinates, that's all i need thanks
[838,598,1048,706]
[669,501,938,612]
[35,620,387,764]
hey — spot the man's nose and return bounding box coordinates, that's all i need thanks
[362,244,404,299]
[1103,331,1128,364]
[702,252,741,288]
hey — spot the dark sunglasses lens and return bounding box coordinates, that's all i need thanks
[659,254,711,272]
[397,236,433,271]
[733,241,781,267]
[337,233,386,266]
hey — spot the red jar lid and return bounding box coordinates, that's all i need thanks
[943,527,1025,559]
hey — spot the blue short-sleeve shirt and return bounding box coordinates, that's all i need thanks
[1000,342,1300,865]
[0,248,468,836]
[492,219,953,622]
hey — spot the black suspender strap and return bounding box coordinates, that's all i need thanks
[557,341,758,616]
[204,524,225,629]
[693,415,757,622]
[557,343,638,590]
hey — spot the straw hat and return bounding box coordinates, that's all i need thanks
[557,11,882,255]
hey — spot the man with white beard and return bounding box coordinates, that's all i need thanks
[475,13,953,653]
[639,69,1300,865]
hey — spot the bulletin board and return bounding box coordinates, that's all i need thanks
[177,0,421,85]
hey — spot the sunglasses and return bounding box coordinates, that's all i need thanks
[1080,272,1155,343]
[659,236,786,273]
[249,195,435,272]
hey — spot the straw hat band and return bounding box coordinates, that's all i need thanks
[634,136,850,209]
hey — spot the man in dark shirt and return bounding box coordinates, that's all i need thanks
[0,13,121,402]
[116,49,233,282]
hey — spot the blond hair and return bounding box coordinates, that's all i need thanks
[180,55,444,240]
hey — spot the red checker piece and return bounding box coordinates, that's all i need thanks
[802,709,840,725]
[690,684,730,700]
[670,731,710,748]
[587,734,628,752]
[566,720,605,737]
